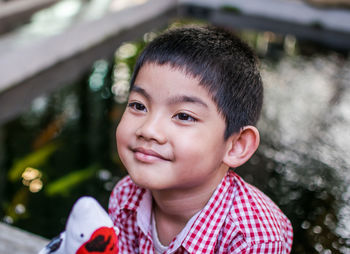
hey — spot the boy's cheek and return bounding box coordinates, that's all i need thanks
[116,113,129,138]
[115,123,128,159]
[116,125,126,149]
[117,112,135,133]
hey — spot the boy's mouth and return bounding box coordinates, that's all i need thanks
[131,147,171,162]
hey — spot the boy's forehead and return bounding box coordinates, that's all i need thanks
[137,62,215,92]
[134,63,216,102]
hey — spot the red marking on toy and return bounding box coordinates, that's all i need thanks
[76,227,118,254]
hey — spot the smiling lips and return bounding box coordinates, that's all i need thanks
[132,147,170,162]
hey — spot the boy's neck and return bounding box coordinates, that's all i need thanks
[151,167,228,245]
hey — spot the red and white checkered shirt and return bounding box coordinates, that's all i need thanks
[108,170,293,253]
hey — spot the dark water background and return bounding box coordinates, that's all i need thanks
[1,22,350,253]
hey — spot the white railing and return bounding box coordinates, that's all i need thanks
[0,222,49,254]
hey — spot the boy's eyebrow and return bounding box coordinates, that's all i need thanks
[130,85,151,101]
[131,85,208,108]
[167,95,208,108]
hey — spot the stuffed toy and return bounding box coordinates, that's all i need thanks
[39,196,119,254]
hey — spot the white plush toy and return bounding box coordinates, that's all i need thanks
[39,196,119,254]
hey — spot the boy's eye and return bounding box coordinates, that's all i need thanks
[128,102,147,112]
[174,113,197,122]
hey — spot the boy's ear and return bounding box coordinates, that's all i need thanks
[223,126,260,168]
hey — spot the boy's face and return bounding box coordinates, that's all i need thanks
[116,63,231,192]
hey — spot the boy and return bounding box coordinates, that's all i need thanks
[109,25,293,253]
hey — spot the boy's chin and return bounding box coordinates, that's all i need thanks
[130,176,178,192]
[128,173,162,189]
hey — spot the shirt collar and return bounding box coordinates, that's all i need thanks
[180,171,234,254]
[118,171,235,254]
[137,189,152,238]
[120,183,146,211]
[119,185,153,240]
[134,189,203,253]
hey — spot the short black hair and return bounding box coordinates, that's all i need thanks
[130,25,263,140]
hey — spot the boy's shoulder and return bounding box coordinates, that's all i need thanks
[109,175,145,213]
[228,172,293,245]
[112,175,137,196]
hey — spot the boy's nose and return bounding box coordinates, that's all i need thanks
[135,114,167,144]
